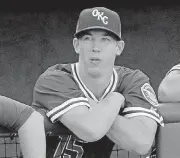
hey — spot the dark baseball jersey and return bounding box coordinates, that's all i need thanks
[32,63,163,158]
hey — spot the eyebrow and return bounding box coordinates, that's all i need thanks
[102,32,111,36]
[83,32,92,36]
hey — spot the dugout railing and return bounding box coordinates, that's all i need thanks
[0,103,180,158]
[0,129,148,158]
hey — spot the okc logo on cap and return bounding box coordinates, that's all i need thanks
[74,7,122,40]
[92,9,108,25]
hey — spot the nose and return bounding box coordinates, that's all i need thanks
[92,41,101,53]
[93,47,100,53]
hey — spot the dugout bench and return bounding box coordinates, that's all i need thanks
[0,103,180,158]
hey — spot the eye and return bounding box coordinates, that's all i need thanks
[102,37,111,41]
[83,36,92,41]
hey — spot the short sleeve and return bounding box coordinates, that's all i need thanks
[120,70,164,126]
[32,69,90,123]
[166,63,180,75]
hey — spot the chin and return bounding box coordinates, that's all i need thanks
[87,67,102,78]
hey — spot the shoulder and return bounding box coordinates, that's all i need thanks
[40,63,72,79]
[170,63,180,70]
[35,63,77,92]
[114,65,149,85]
[166,63,180,75]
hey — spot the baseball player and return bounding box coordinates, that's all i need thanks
[31,7,164,158]
[158,63,180,102]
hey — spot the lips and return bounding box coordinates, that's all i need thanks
[90,57,101,61]
[90,57,101,65]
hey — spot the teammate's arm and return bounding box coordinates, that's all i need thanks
[58,92,124,142]
[18,111,46,158]
[158,65,180,102]
[0,96,46,158]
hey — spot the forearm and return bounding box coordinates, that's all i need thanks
[62,99,122,141]
[106,115,157,155]
[18,111,46,158]
[60,94,124,142]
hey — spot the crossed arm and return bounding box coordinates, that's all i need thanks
[59,92,124,142]
[106,115,157,155]
[57,92,157,155]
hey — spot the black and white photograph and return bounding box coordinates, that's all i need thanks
[0,1,180,158]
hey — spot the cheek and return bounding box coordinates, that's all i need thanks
[104,47,117,58]
[79,47,91,60]
[102,52,116,65]
[80,43,92,53]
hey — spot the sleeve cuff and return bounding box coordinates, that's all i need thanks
[46,97,90,123]
[122,107,164,127]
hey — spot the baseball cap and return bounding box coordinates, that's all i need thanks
[74,7,121,40]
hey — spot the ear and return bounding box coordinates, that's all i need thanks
[73,38,80,54]
[116,40,125,56]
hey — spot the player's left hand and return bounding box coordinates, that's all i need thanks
[106,92,125,108]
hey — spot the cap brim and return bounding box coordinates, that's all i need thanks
[74,26,121,40]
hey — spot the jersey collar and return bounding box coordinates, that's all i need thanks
[71,63,118,102]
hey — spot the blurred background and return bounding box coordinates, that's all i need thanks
[0,0,180,105]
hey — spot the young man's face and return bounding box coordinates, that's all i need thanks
[73,29,124,76]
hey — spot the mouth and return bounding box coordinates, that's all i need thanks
[90,57,101,64]
[90,57,101,61]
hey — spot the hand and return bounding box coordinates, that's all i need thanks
[106,92,125,108]
[87,92,125,109]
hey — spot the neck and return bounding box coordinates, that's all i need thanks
[77,63,113,99]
